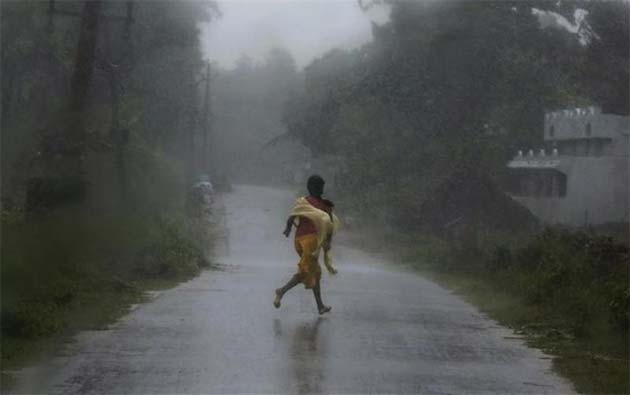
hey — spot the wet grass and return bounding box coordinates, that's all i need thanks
[342,226,629,395]
[0,274,203,388]
[412,266,629,395]
[0,277,216,394]
[1,288,142,370]
[0,207,219,391]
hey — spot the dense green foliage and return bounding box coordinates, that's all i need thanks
[285,1,629,232]
[2,0,218,201]
[1,0,628,391]
[401,227,629,394]
[1,210,204,339]
[286,3,630,392]
[414,229,630,334]
[1,0,218,366]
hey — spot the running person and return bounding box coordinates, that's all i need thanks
[274,175,338,315]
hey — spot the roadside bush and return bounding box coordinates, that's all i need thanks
[133,218,204,279]
[402,235,452,269]
[487,244,512,271]
[608,285,630,331]
[1,206,206,345]
[25,177,86,214]
[494,229,628,334]
[401,224,628,393]
[411,227,629,336]
[1,301,63,338]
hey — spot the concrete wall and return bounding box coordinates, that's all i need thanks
[612,133,630,157]
[552,138,613,157]
[512,156,629,225]
[511,108,630,226]
[544,107,630,141]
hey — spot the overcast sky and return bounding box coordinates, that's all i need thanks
[200,1,390,70]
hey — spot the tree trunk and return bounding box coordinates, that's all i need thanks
[66,0,102,168]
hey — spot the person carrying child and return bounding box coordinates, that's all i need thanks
[273,175,339,315]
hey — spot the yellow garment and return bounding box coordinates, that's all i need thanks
[294,234,321,289]
[290,197,339,275]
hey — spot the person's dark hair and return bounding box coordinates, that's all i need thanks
[307,174,325,197]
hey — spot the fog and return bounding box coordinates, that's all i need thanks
[201,0,390,69]
[1,1,629,393]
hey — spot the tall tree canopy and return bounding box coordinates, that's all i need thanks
[284,0,628,231]
[1,0,219,211]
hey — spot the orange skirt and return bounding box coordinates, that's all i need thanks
[294,233,321,289]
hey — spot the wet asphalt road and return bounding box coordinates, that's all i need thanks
[13,185,574,394]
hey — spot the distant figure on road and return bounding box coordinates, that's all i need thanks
[274,175,339,314]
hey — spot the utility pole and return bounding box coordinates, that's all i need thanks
[200,61,218,178]
[201,61,211,175]
[186,106,199,189]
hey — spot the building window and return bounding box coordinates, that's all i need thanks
[511,171,567,198]
[578,140,588,156]
[562,141,577,156]
[597,140,602,156]
[557,172,567,197]
[586,122,592,137]
[593,139,612,156]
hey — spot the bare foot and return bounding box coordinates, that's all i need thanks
[273,289,282,308]
[318,305,331,315]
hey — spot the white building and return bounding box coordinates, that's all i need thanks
[507,107,629,226]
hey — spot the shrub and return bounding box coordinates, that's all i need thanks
[25,177,86,214]
[133,218,204,279]
[503,228,629,334]
[1,206,206,345]
[413,227,630,336]
[487,244,512,271]
[2,301,63,338]
[609,285,630,331]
